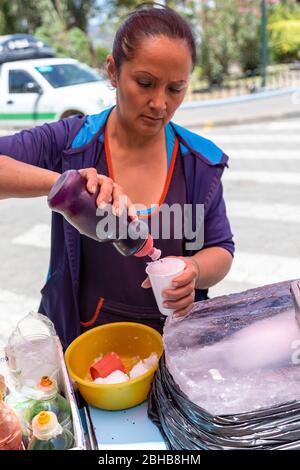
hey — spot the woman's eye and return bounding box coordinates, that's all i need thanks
[137,81,151,87]
[169,87,184,94]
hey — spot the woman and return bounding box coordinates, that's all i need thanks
[0,5,234,349]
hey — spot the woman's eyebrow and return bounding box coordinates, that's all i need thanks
[170,80,187,85]
[135,71,159,80]
[135,71,187,85]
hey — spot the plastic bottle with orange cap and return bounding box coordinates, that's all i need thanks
[26,376,72,433]
[27,411,74,450]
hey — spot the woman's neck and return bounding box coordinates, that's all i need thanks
[107,108,165,154]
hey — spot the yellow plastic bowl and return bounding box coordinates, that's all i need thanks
[65,322,163,410]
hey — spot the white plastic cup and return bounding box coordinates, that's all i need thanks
[145,258,186,316]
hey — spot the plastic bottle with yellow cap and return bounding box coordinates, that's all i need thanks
[26,376,72,432]
[27,411,74,450]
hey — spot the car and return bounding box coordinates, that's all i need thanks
[0,33,55,63]
[0,57,116,128]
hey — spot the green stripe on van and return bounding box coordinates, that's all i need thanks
[0,113,56,120]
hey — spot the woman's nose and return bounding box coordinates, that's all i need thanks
[149,90,167,113]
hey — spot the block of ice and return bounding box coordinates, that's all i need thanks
[163,280,300,415]
[129,353,159,379]
[94,370,129,384]
[143,352,158,369]
[129,362,149,379]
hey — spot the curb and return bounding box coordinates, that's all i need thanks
[180,87,299,110]
[186,110,300,129]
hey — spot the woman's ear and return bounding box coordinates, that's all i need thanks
[106,54,117,88]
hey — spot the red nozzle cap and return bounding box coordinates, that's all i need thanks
[134,235,154,258]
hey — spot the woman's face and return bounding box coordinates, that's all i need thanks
[108,35,193,137]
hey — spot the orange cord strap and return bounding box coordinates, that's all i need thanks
[80,297,105,327]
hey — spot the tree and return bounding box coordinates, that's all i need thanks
[268,19,300,61]
[0,0,59,35]
[0,0,97,35]
[199,1,239,86]
[35,23,95,65]
[199,0,262,86]
[268,0,300,23]
[50,0,98,32]
[268,0,300,62]
[236,1,261,74]
[0,0,99,66]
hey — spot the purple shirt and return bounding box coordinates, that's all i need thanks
[0,108,234,347]
[79,128,186,329]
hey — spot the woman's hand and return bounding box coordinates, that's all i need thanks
[141,256,200,318]
[78,168,137,219]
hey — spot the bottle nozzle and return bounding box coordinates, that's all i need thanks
[148,247,162,261]
[37,376,57,395]
[32,411,62,440]
[37,411,51,426]
[40,376,53,387]
[134,235,161,260]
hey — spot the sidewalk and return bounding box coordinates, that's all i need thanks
[174,88,300,128]
[0,88,299,134]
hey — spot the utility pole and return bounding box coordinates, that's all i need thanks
[261,0,268,89]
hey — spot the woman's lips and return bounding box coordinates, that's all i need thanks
[141,115,164,122]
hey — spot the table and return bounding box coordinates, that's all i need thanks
[88,401,167,450]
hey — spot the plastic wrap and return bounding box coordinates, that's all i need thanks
[149,280,300,450]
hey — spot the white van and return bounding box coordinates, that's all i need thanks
[0,57,115,128]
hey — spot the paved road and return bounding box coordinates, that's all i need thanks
[1,117,300,346]
[174,89,300,127]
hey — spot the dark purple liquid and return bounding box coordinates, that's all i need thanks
[47,170,149,256]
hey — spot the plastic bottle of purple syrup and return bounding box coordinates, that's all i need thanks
[47,170,160,260]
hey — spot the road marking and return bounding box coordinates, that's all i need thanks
[11,224,51,249]
[203,120,300,134]
[223,149,300,160]
[266,120,300,131]
[224,170,300,185]
[207,134,300,143]
[227,201,300,223]
[0,289,39,347]
[227,251,300,287]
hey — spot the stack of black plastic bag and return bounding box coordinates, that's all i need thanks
[149,280,300,450]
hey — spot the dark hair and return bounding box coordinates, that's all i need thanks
[112,3,196,72]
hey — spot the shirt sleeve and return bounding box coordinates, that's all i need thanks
[203,180,235,256]
[0,117,81,172]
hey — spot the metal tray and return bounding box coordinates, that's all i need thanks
[55,337,90,450]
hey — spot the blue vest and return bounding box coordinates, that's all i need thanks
[38,107,233,349]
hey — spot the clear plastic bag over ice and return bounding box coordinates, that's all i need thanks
[165,309,300,415]
[5,312,61,397]
[148,280,300,450]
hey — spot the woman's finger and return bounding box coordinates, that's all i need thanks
[163,292,195,311]
[141,277,151,288]
[79,169,138,220]
[96,175,114,207]
[171,267,197,288]
[78,168,99,194]
[112,185,138,220]
[173,303,195,318]
[162,282,195,301]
